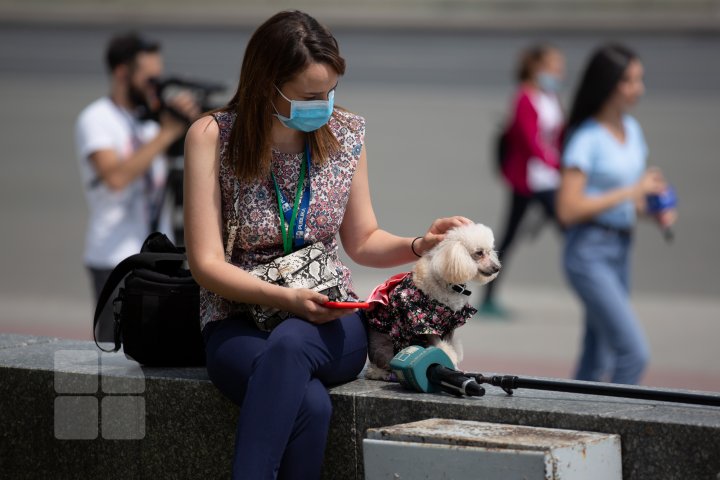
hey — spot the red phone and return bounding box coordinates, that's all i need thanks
[323,301,371,309]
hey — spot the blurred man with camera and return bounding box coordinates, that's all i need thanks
[75,32,200,340]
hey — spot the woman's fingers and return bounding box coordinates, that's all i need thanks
[419,216,474,254]
[428,216,473,235]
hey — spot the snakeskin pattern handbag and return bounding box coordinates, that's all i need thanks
[243,243,347,331]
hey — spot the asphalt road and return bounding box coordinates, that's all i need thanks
[0,24,718,389]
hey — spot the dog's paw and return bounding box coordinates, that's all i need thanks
[364,363,395,382]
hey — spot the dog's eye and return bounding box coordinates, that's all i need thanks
[473,250,485,259]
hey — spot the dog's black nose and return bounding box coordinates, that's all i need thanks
[479,263,501,277]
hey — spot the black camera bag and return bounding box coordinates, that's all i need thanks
[93,233,206,366]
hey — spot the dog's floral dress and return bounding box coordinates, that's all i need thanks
[366,272,478,352]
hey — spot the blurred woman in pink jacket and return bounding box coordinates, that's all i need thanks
[480,44,565,317]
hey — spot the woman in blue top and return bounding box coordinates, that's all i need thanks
[556,44,676,385]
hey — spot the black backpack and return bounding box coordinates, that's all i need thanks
[494,126,509,174]
[93,233,206,366]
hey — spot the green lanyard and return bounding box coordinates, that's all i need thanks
[271,156,307,255]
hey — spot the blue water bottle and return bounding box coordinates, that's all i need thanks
[646,186,677,243]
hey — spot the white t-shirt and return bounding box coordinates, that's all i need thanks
[75,97,170,269]
[527,90,563,192]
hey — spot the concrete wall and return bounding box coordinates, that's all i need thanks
[2,334,720,479]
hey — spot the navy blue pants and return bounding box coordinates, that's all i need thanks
[203,313,368,480]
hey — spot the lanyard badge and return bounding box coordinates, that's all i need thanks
[272,143,312,254]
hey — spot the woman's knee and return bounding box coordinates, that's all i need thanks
[266,321,313,359]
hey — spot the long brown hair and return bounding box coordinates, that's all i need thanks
[225,10,346,181]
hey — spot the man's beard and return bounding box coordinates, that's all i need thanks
[128,84,157,121]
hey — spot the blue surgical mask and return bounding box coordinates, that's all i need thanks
[537,72,562,93]
[273,86,335,132]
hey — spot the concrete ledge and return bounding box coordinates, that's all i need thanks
[364,419,623,479]
[1,333,720,479]
[329,381,720,479]
[0,334,235,479]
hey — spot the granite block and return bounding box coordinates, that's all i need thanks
[0,366,143,479]
[364,419,623,480]
[0,333,59,350]
[322,385,359,479]
[0,334,231,479]
[329,379,720,480]
[3,334,720,480]
[141,376,236,478]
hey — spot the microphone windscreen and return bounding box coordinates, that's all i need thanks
[389,346,454,393]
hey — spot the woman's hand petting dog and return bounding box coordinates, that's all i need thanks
[414,216,474,257]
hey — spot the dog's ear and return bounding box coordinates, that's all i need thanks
[431,240,476,284]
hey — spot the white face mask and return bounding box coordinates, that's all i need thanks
[273,86,335,132]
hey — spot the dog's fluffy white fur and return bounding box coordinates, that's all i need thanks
[365,223,501,380]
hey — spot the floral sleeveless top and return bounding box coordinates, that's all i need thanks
[199,109,365,330]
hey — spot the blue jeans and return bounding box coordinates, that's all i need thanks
[563,224,650,384]
[203,313,368,480]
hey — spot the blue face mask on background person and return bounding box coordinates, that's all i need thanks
[273,87,335,132]
[537,72,562,93]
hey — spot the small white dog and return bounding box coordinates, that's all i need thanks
[364,223,501,381]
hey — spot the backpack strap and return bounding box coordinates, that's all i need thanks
[92,251,186,353]
[142,231,185,254]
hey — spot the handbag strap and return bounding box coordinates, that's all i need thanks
[92,251,186,353]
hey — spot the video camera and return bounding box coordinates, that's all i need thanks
[146,76,226,157]
[145,76,226,244]
[152,77,225,116]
